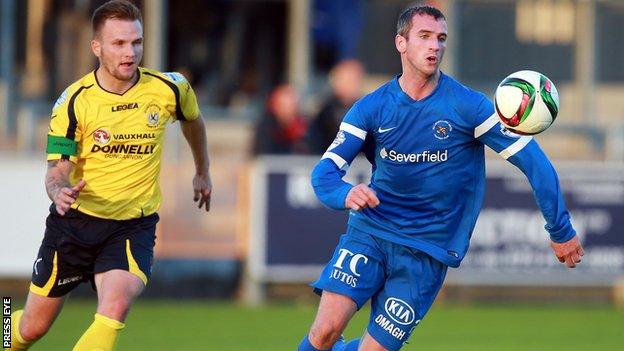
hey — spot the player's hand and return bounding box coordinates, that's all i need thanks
[345,184,380,211]
[53,179,86,216]
[550,235,584,268]
[193,173,212,212]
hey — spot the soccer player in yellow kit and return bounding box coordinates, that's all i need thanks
[6,1,212,350]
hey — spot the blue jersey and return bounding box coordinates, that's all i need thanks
[311,73,576,268]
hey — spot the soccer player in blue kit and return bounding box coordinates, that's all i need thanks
[298,5,585,351]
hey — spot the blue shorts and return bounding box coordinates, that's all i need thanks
[312,227,448,351]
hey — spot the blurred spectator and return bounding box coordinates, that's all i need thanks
[252,84,309,155]
[309,59,365,153]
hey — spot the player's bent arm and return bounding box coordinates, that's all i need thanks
[311,126,366,210]
[506,140,576,243]
[46,159,85,215]
[45,159,73,202]
[311,159,353,210]
[179,114,212,211]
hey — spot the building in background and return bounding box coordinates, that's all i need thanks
[1,0,623,299]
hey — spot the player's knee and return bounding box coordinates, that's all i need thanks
[309,320,344,348]
[98,296,133,321]
[20,320,51,342]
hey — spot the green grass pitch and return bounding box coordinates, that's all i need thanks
[25,299,623,350]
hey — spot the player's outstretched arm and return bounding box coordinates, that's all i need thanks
[45,159,85,215]
[180,114,212,212]
[551,235,584,268]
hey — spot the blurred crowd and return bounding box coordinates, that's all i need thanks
[252,59,365,156]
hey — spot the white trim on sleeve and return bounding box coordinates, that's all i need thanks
[340,122,367,140]
[499,136,533,159]
[474,114,500,138]
[322,152,348,169]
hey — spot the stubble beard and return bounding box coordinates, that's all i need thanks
[107,62,136,82]
[100,49,138,83]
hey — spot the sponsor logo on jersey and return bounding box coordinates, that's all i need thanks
[93,128,111,145]
[146,104,161,127]
[111,102,139,112]
[379,147,448,163]
[330,249,369,287]
[91,144,156,155]
[328,130,346,151]
[113,133,156,140]
[91,127,157,159]
[378,126,396,133]
[384,297,416,325]
[433,120,452,139]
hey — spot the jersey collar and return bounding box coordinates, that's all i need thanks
[393,71,446,104]
[92,68,142,97]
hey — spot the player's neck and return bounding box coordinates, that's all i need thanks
[398,70,440,101]
[95,67,139,95]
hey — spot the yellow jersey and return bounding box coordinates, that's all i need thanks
[46,67,200,220]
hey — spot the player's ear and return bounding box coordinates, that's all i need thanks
[91,39,101,58]
[395,35,407,53]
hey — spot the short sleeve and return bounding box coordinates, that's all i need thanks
[46,86,84,163]
[163,72,200,121]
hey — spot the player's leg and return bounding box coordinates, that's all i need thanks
[72,213,157,351]
[304,291,357,349]
[362,245,447,351]
[9,209,92,351]
[72,270,144,351]
[357,330,388,351]
[299,227,386,351]
[95,268,145,321]
[7,293,65,350]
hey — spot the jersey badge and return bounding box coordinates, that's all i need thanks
[433,120,452,140]
[146,104,161,127]
[328,130,346,151]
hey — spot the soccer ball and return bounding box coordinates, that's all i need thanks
[494,70,559,135]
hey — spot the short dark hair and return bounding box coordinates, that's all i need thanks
[92,0,143,36]
[397,6,446,39]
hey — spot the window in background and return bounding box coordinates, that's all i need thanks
[596,1,624,83]
[312,0,363,73]
[457,0,574,87]
[168,0,287,111]
[355,0,404,76]
[312,0,408,77]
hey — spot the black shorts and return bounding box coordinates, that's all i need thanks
[30,206,158,297]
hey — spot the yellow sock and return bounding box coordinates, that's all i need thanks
[72,313,125,351]
[6,310,33,351]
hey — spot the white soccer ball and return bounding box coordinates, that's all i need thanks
[494,70,559,135]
